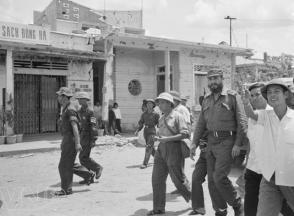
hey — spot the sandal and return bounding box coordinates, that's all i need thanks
[146,210,165,215]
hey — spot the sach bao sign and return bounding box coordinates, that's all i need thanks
[0,22,50,45]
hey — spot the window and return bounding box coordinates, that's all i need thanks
[128,79,142,96]
[73,14,79,19]
[63,3,69,7]
[73,7,79,12]
[63,15,69,19]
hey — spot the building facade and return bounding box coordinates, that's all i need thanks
[0,21,105,135]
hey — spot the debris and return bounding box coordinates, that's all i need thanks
[19,154,34,158]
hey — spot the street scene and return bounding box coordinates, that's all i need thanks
[0,135,242,216]
[1,0,294,216]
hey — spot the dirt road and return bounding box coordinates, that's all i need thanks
[0,140,242,216]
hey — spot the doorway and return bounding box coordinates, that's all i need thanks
[93,60,105,106]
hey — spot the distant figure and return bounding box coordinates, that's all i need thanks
[93,101,102,128]
[113,102,122,133]
[135,99,160,169]
[108,105,116,135]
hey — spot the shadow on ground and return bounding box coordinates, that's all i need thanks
[136,193,180,203]
[126,163,153,169]
[24,189,91,199]
[130,208,191,216]
[50,181,95,188]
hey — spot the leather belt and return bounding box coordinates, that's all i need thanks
[209,130,235,137]
[145,125,155,128]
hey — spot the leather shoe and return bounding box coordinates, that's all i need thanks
[146,210,165,215]
[96,166,103,179]
[188,209,205,215]
[54,189,72,196]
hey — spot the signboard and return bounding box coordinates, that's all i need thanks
[0,21,50,45]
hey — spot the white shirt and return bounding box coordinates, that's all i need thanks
[113,108,122,119]
[247,106,272,174]
[174,104,191,124]
[256,107,294,186]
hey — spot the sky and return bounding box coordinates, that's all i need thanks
[1,0,294,57]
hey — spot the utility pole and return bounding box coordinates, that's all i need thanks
[224,16,236,46]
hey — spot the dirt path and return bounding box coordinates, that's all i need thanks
[0,142,242,216]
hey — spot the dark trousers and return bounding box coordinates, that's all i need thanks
[245,169,294,216]
[73,163,93,180]
[79,143,102,172]
[115,119,122,133]
[58,136,77,192]
[152,142,191,211]
[142,127,156,166]
[191,151,207,212]
[206,135,239,212]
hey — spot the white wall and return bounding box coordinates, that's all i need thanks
[114,47,157,130]
[179,48,232,109]
[50,31,93,51]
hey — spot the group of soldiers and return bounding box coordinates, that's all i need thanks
[135,69,294,216]
[54,68,294,216]
[55,88,103,196]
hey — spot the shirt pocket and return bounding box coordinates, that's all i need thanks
[283,128,294,145]
[219,102,234,120]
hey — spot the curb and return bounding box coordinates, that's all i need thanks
[0,146,60,157]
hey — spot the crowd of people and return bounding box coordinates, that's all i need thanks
[54,67,294,216]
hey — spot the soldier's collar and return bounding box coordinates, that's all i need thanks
[205,88,228,97]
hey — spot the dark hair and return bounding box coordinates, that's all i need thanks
[113,102,118,107]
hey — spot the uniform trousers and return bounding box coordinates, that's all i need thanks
[79,143,102,172]
[257,176,294,216]
[142,127,156,166]
[245,169,294,216]
[206,134,239,212]
[152,141,191,211]
[191,150,207,213]
[58,135,77,192]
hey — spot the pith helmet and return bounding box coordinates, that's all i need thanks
[156,92,174,105]
[207,69,223,78]
[169,90,181,102]
[261,79,290,100]
[56,87,73,97]
[75,91,90,100]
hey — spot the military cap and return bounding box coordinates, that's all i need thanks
[207,69,223,78]
[56,87,73,97]
[169,90,181,102]
[248,82,265,91]
[156,92,174,105]
[75,91,90,100]
[261,79,290,99]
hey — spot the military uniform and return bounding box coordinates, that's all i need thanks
[137,108,160,166]
[58,100,79,194]
[190,130,208,215]
[192,70,247,215]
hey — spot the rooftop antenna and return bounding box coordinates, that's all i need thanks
[103,0,106,20]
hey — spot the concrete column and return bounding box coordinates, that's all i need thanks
[5,48,14,135]
[165,49,171,91]
[101,39,114,121]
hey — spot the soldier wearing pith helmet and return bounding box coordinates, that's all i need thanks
[55,87,82,196]
[190,68,247,216]
[74,91,103,184]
